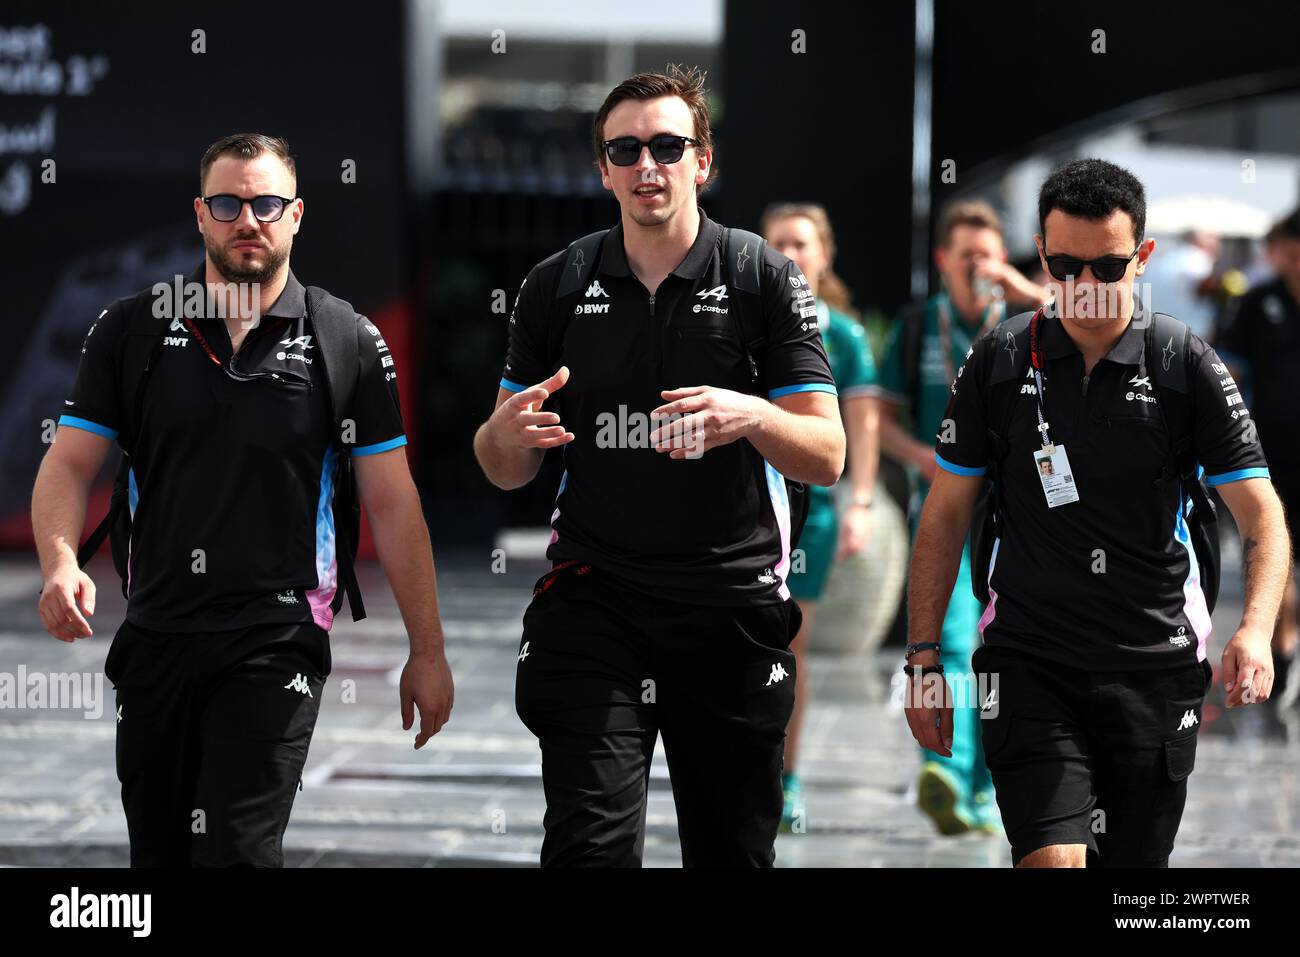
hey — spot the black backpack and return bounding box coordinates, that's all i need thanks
[74,285,368,621]
[970,309,1220,613]
[546,226,811,548]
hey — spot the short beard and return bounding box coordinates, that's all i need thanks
[204,232,290,285]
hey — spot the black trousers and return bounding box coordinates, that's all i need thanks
[514,561,800,867]
[972,643,1211,867]
[104,618,331,867]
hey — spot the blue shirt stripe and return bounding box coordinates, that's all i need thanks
[1204,467,1270,487]
[58,415,118,440]
[768,382,838,400]
[353,435,408,457]
[935,452,987,477]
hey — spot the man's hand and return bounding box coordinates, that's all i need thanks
[489,367,574,450]
[38,561,96,642]
[649,386,763,459]
[836,504,872,558]
[973,258,1050,307]
[903,657,953,757]
[399,647,454,749]
[1222,627,1274,707]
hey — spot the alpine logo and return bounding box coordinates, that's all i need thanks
[1129,374,1151,389]
[279,335,314,350]
[981,688,998,712]
[585,280,609,298]
[283,673,313,696]
[1176,709,1198,731]
[517,641,530,663]
[766,663,789,686]
[696,285,729,301]
[1168,626,1190,648]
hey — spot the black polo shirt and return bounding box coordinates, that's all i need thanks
[1215,278,1300,481]
[499,208,837,606]
[935,301,1271,671]
[59,264,406,634]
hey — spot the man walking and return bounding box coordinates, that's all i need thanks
[32,133,454,866]
[474,66,844,867]
[904,159,1290,867]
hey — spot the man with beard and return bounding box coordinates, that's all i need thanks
[31,133,454,866]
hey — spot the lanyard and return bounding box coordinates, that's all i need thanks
[936,293,1002,386]
[1027,307,1054,452]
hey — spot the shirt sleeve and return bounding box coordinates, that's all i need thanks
[58,301,124,441]
[349,316,407,457]
[762,254,837,400]
[836,316,878,398]
[1191,340,1271,487]
[867,313,908,405]
[500,266,550,393]
[932,337,990,477]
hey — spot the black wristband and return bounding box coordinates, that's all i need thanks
[905,642,941,658]
[902,663,945,677]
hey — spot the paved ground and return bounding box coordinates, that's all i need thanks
[0,543,1296,867]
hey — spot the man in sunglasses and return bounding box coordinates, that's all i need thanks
[32,133,454,866]
[904,158,1290,867]
[474,65,844,866]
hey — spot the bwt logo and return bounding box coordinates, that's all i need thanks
[575,303,610,315]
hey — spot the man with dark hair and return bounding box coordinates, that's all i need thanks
[1216,208,1300,715]
[904,158,1291,867]
[32,133,454,866]
[871,199,1047,836]
[474,65,845,867]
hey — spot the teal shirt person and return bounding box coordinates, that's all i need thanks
[873,290,1002,456]
[788,300,876,601]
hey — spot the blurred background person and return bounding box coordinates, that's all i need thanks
[869,200,1048,835]
[1141,229,1222,338]
[762,203,881,831]
[1214,208,1300,720]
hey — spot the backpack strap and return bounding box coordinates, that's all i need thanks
[1146,311,1198,483]
[984,309,1035,463]
[554,229,609,299]
[306,287,366,621]
[721,227,767,391]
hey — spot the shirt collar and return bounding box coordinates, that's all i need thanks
[1041,296,1147,366]
[597,207,722,280]
[186,262,306,320]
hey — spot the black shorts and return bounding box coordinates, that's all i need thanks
[104,618,331,867]
[514,561,800,867]
[971,643,1211,867]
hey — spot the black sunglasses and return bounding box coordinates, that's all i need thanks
[1044,246,1141,283]
[203,194,297,223]
[602,134,701,167]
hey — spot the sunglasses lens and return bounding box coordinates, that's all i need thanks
[252,196,286,222]
[1048,257,1081,282]
[606,138,640,166]
[1092,259,1128,283]
[208,196,241,221]
[649,136,685,164]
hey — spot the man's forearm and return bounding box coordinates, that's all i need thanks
[879,413,932,471]
[473,420,543,491]
[1237,503,1293,638]
[845,396,879,500]
[31,458,91,577]
[747,400,844,487]
[907,493,970,650]
[367,494,446,655]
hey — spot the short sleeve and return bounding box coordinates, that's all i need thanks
[868,314,908,405]
[500,266,550,393]
[762,255,837,400]
[933,338,989,477]
[58,301,124,441]
[1191,341,1271,487]
[350,316,407,457]
[836,317,878,398]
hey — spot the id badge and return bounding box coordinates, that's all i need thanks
[1034,444,1079,507]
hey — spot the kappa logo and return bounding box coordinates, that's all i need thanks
[168,317,185,332]
[1176,708,1198,731]
[279,335,314,350]
[276,590,299,605]
[757,567,778,585]
[696,285,729,301]
[766,663,789,686]
[584,280,609,298]
[283,673,313,696]
[1168,625,1190,648]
